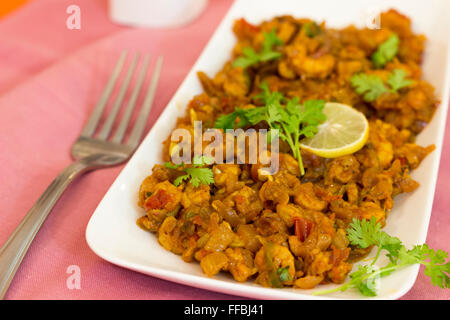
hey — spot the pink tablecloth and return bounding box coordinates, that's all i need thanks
[0,0,448,300]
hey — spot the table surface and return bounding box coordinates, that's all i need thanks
[0,0,448,300]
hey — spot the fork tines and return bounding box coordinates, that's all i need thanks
[81,51,163,148]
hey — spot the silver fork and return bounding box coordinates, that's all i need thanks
[0,51,163,299]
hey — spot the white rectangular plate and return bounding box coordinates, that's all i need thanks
[86,0,450,299]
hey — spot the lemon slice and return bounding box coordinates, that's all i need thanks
[299,102,369,158]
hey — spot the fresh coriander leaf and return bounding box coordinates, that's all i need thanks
[351,69,414,102]
[242,47,259,59]
[347,217,381,248]
[192,155,213,166]
[387,69,413,92]
[232,28,283,69]
[173,174,189,186]
[350,73,389,102]
[268,270,284,288]
[372,34,399,68]
[303,22,321,38]
[214,111,240,130]
[262,28,283,51]
[215,83,278,129]
[359,276,378,297]
[254,82,285,108]
[347,217,402,262]
[377,231,402,262]
[256,83,325,176]
[164,161,183,169]
[424,245,448,265]
[214,107,264,129]
[244,107,266,125]
[215,83,325,176]
[266,128,279,144]
[298,100,326,138]
[267,95,325,175]
[232,57,257,69]
[232,47,260,68]
[231,109,252,128]
[277,266,292,282]
[426,262,450,289]
[406,245,450,289]
[259,51,282,62]
[165,160,214,188]
[254,82,272,104]
[184,167,214,188]
[350,265,379,297]
[267,100,285,124]
[214,108,249,129]
[285,96,300,115]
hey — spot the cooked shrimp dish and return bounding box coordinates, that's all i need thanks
[136,9,437,289]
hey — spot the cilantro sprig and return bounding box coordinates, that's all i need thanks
[165,156,214,188]
[347,216,402,264]
[313,217,450,297]
[232,28,283,69]
[258,83,325,176]
[214,83,325,175]
[387,69,414,92]
[351,69,413,102]
[303,22,321,38]
[372,34,399,68]
[350,74,388,102]
[213,107,265,130]
[277,266,293,282]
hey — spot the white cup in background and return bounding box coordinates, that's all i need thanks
[108,0,209,28]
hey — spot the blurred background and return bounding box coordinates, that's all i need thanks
[0,0,28,18]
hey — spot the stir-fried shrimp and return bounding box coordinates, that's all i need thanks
[136,10,436,289]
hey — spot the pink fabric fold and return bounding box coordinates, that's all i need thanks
[0,0,448,300]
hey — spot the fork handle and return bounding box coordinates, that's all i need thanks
[0,160,90,299]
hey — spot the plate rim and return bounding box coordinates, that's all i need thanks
[85,0,450,300]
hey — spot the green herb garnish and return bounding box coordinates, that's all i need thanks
[350,73,389,102]
[387,69,414,92]
[259,83,325,176]
[303,22,321,38]
[313,217,450,296]
[351,69,413,102]
[277,266,293,282]
[214,108,253,130]
[232,28,283,69]
[214,83,325,175]
[165,156,214,188]
[372,34,399,68]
